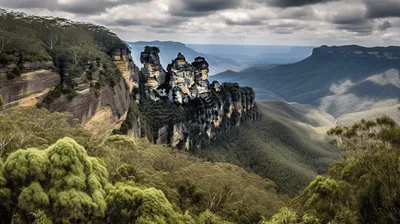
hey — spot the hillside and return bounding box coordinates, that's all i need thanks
[0,107,286,224]
[337,103,400,126]
[129,41,246,75]
[213,45,400,117]
[198,101,339,195]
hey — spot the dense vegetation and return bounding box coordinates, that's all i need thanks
[0,107,285,223]
[263,110,400,223]
[198,101,339,195]
[1,105,399,224]
[0,10,128,101]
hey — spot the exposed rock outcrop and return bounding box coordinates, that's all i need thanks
[0,47,135,126]
[120,47,257,150]
[0,69,60,108]
[45,76,129,123]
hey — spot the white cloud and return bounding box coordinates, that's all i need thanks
[0,0,399,46]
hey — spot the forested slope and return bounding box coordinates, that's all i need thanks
[198,101,339,195]
[0,107,285,223]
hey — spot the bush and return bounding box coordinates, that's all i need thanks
[0,95,4,108]
[1,138,109,223]
[6,67,21,80]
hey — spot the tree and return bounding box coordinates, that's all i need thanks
[0,31,11,54]
[288,116,400,224]
[262,207,321,224]
[0,95,4,109]
[197,210,234,224]
[44,33,58,50]
[1,137,109,223]
[105,181,186,224]
[0,107,92,157]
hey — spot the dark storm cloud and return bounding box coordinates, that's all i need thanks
[100,16,186,29]
[0,0,150,15]
[279,7,317,20]
[169,0,241,17]
[267,0,338,8]
[331,14,366,25]
[378,21,392,31]
[266,21,311,34]
[183,0,241,12]
[336,21,374,36]
[224,18,263,26]
[0,0,56,9]
[363,0,400,18]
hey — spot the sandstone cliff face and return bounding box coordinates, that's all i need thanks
[0,48,134,126]
[0,66,60,108]
[45,76,129,123]
[44,48,134,124]
[121,46,257,150]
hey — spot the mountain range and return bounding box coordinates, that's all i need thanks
[129,41,314,75]
[214,45,400,121]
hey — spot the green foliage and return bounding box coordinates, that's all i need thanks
[106,181,185,224]
[118,101,141,135]
[292,176,356,224]
[31,210,52,224]
[1,138,109,223]
[0,107,92,157]
[0,94,4,108]
[0,107,285,223]
[0,158,11,217]
[262,207,297,224]
[197,210,234,224]
[139,99,187,141]
[100,135,285,223]
[289,116,400,223]
[198,101,339,195]
[262,207,321,224]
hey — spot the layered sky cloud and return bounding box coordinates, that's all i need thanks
[0,0,399,46]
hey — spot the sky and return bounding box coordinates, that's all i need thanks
[0,0,399,46]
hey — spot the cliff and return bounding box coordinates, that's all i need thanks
[311,45,400,60]
[0,49,133,126]
[0,12,256,151]
[119,47,257,150]
[0,11,133,126]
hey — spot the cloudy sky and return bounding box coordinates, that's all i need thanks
[0,0,399,46]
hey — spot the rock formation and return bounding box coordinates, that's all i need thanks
[139,46,167,101]
[0,39,256,151]
[0,47,134,127]
[119,47,257,150]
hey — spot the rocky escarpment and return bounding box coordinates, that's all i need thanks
[0,67,60,108]
[42,48,135,125]
[0,47,135,127]
[0,11,137,127]
[119,46,257,150]
[312,45,400,60]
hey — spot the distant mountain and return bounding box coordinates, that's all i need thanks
[187,44,314,65]
[128,41,247,75]
[213,45,400,117]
